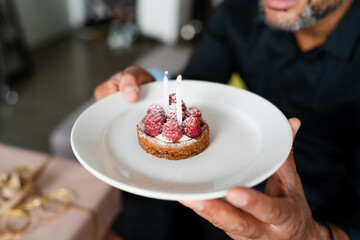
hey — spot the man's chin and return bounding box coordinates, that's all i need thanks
[265,12,304,31]
[260,0,349,31]
[259,2,316,31]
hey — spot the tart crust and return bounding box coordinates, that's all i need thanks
[137,120,209,160]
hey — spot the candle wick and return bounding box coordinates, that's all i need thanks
[176,75,182,84]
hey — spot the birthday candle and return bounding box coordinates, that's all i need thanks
[176,75,182,125]
[163,71,169,108]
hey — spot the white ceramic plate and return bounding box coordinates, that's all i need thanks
[71,80,292,201]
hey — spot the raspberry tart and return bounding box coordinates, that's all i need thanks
[136,94,210,160]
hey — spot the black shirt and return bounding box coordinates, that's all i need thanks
[183,0,360,238]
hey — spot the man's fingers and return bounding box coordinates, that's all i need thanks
[180,199,266,239]
[272,117,304,194]
[119,66,154,102]
[227,187,295,226]
[94,66,155,102]
[94,72,121,101]
[288,117,301,141]
[122,66,155,85]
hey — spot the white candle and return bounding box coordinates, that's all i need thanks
[176,75,182,125]
[163,71,169,108]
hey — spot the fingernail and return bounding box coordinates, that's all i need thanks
[228,193,247,207]
[123,86,139,100]
[181,200,204,211]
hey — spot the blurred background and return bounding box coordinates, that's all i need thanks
[0,0,224,154]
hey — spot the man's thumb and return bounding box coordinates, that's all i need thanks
[120,73,140,103]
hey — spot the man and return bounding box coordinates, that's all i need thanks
[95,0,360,239]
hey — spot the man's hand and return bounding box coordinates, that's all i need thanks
[181,118,348,240]
[94,66,154,102]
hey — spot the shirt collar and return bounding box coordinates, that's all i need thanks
[323,0,360,60]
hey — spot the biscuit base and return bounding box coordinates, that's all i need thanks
[137,122,209,160]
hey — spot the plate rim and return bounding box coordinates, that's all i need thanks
[71,80,293,200]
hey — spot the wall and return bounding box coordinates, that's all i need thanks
[14,0,71,49]
[66,0,86,28]
[137,0,192,45]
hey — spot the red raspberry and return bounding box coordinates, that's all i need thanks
[182,117,201,137]
[165,104,185,122]
[162,120,182,142]
[147,104,164,116]
[144,114,164,137]
[185,106,202,124]
[169,93,186,111]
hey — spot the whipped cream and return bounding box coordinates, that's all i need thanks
[155,134,191,143]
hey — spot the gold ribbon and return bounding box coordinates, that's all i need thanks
[0,188,71,239]
[0,209,30,240]
[0,157,98,240]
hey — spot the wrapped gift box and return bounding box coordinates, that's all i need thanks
[0,144,120,240]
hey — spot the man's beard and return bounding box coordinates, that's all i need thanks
[259,0,347,31]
